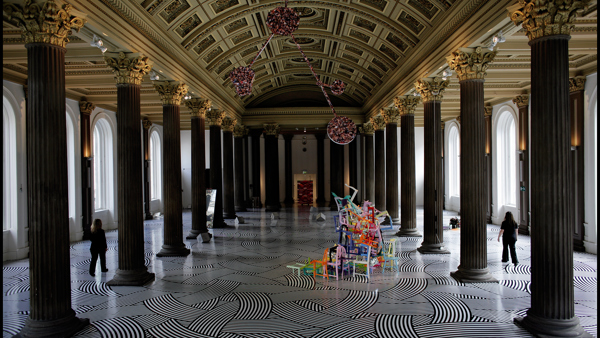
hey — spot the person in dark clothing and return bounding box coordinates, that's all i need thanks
[89,218,108,276]
[497,211,519,266]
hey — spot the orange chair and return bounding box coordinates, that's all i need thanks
[311,248,329,280]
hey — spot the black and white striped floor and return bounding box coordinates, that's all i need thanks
[3,207,597,337]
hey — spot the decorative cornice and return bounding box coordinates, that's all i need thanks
[513,94,530,108]
[381,107,401,124]
[414,77,450,102]
[359,122,375,136]
[205,109,225,126]
[104,52,152,86]
[233,124,246,137]
[569,75,586,92]
[152,81,189,106]
[221,116,237,132]
[484,106,493,116]
[264,123,280,136]
[79,101,95,115]
[393,96,421,115]
[447,47,496,81]
[3,0,86,48]
[184,98,212,118]
[142,118,152,129]
[370,115,386,131]
[508,0,589,41]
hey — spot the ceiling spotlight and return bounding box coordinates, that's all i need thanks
[90,34,107,53]
[442,68,452,81]
[488,31,505,51]
[149,70,160,81]
[184,95,191,100]
[304,127,306,133]
[413,91,420,97]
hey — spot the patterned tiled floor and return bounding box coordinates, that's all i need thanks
[3,207,597,337]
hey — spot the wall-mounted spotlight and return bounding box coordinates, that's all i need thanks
[488,31,506,51]
[184,94,191,100]
[90,34,107,53]
[442,68,453,81]
[304,127,306,133]
[149,70,160,81]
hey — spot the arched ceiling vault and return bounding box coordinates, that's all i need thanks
[2,0,597,130]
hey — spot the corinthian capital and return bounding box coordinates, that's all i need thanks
[508,0,589,41]
[221,116,237,132]
[447,47,496,82]
[381,107,401,124]
[153,81,188,105]
[79,100,95,115]
[142,118,152,129]
[233,124,246,138]
[370,115,386,131]
[569,76,586,92]
[263,123,280,136]
[414,77,450,102]
[3,0,86,48]
[205,109,225,126]
[513,94,530,108]
[359,122,375,136]
[104,52,152,85]
[185,98,211,118]
[394,96,421,115]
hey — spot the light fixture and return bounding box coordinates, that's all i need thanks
[488,31,506,51]
[184,95,191,100]
[90,34,107,53]
[442,68,452,81]
[228,0,356,145]
[149,70,160,81]
[304,127,306,133]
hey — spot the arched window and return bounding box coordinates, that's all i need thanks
[93,119,112,210]
[496,110,518,206]
[448,126,460,197]
[150,130,162,200]
[3,96,17,231]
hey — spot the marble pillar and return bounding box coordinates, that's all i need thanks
[249,129,263,207]
[382,108,400,224]
[222,116,237,219]
[371,115,386,212]
[513,95,530,235]
[315,133,326,207]
[79,100,95,239]
[153,81,190,257]
[4,1,90,335]
[234,124,247,212]
[360,123,375,204]
[570,76,586,252]
[264,123,281,211]
[510,3,590,335]
[207,109,227,228]
[283,134,295,207]
[141,118,153,221]
[448,47,496,282]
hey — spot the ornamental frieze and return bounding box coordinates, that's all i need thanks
[104,52,152,86]
[447,47,496,81]
[152,81,189,106]
[414,77,449,102]
[185,98,212,118]
[394,96,421,115]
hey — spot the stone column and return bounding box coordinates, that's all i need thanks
[153,81,190,257]
[234,124,247,212]
[447,47,496,283]
[510,3,589,336]
[382,107,401,224]
[441,121,446,210]
[264,123,281,211]
[142,118,153,221]
[371,114,386,211]
[484,106,493,224]
[3,1,90,335]
[393,97,420,237]
[329,139,344,210]
[79,100,95,239]
[283,134,295,207]
[360,123,375,204]
[222,116,237,219]
[103,52,156,286]
[206,109,227,227]
[349,134,358,190]
[185,98,211,239]
[513,95,530,235]
[315,133,327,207]
[243,129,251,208]
[249,128,263,207]
[570,76,586,252]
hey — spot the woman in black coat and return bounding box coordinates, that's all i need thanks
[497,211,519,266]
[89,218,108,276]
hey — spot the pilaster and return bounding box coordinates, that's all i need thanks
[79,100,95,240]
[222,116,237,219]
[142,118,153,221]
[264,123,281,211]
[234,124,248,212]
[315,133,327,207]
[381,107,401,224]
[514,95,530,235]
[360,123,375,204]
[283,134,295,207]
[206,109,227,227]
[371,114,386,211]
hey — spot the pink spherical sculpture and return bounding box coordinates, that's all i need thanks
[266,7,299,36]
[229,66,255,96]
[327,115,357,145]
[330,79,346,95]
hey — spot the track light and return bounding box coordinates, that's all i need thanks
[149,70,160,81]
[442,68,452,81]
[488,31,505,51]
[90,34,107,53]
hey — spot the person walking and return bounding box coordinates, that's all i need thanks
[89,219,108,276]
[497,211,519,266]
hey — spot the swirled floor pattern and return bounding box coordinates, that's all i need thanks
[3,207,597,337]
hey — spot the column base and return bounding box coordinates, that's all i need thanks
[518,222,530,235]
[15,311,89,338]
[450,266,497,283]
[515,311,592,337]
[106,268,155,286]
[186,229,201,239]
[235,206,247,212]
[144,212,153,220]
[417,242,450,254]
[395,228,422,237]
[156,244,190,257]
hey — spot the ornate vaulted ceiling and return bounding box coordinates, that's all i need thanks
[2,0,597,131]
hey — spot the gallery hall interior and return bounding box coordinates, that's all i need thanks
[2,0,597,337]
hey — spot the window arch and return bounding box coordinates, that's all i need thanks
[93,118,113,210]
[3,96,17,231]
[496,109,518,207]
[448,125,460,197]
[150,130,162,200]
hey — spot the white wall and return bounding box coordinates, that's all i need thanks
[415,127,425,206]
[583,72,597,254]
[181,130,192,208]
[444,121,460,212]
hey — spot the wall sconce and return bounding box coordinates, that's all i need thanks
[90,34,107,53]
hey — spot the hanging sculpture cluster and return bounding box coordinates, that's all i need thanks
[229,0,356,145]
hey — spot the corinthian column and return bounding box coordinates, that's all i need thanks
[222,116,237,219]
[264,123,281,211]
[371,115,386,211]
[2,1,89,335]
[80,100,95,239]
[185,98,211,240]
[206,109,227,228]
[447,47,496,283]
[382,107,401,224]
[393,96,421,237]
[234,124,247,212]
[513,95,530,235]
[510,2,590,336]
[142,118,153,221]
[360,123,375,204]
[569,76,586,252]
[153,81,190,257]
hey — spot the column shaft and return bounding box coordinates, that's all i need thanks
[250,129,262,207]
[397,114,420,237]
[518,104,530,235]
[374,130,386,211]
[316,134,326,207]
[244,134,251,207]
[188,116,207,238]
[210,125,226,227]
[570,88,585,252]
[80,111,93,239]
[349,136,358,190]
[235,135,247,212]
[264,134,281,211]
[385,123,399,223]
[364,134,375,203]
[485,114,492,223]
[283,134,294,207]
[142,126,153,220]
[223,130,235,219]
[329,141,344,210]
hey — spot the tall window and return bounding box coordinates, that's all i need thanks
[497,110,518,206]
[93,119,112,210]
[150,130,162,200]
[448,125,460,197]
[3,96,16,231]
